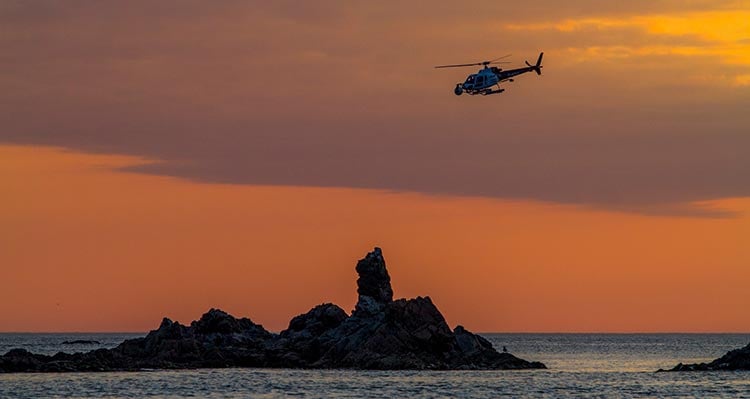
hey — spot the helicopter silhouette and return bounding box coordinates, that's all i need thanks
[435,52,543,96]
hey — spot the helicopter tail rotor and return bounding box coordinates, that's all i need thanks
[525,52,544,75]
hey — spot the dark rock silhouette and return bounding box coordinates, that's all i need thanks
[662,342,750,371]
[353,247,393,315]
[0,247,545,372]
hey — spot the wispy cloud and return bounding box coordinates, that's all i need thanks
[1,1,748,217]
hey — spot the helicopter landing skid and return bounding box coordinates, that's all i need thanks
[480,88,505,95]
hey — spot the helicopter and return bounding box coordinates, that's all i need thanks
[435,52,543,96]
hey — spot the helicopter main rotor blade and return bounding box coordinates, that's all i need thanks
[434,54,512,68]
[434,62,483,69]
[488,54,512,63]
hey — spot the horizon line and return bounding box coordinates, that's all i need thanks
[2,331,749,335]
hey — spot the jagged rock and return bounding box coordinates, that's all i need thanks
[452,325,545,369]
[0,309,273,372]
[663,342,750,371]
[311,296,456,369]
[0,349,45,372]
[0,247,546,372]
[268,303,349,367]
[265,249,545,370]
[281,304,348,339]
[354,247,393,315]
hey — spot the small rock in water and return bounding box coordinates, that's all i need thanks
[61,340,101,345]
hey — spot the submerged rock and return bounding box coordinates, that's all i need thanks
[663,342,750,371]
[0,247,546,372]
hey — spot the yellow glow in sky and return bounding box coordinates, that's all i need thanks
[504,10,750,66]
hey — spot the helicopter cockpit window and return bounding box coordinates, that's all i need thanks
[465,75,475,84]
[475,75,485,86]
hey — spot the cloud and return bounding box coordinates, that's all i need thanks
[1,1,749,217]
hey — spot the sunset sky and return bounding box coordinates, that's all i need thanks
[1,1,749,332]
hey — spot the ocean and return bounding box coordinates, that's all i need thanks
[1,333,749,398]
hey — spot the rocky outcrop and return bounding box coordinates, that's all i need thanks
[0,247,546,372]
[663,342,750,371]
[0,309,273,372]
[111,308,273,369]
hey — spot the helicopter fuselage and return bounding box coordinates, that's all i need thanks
[451,52,544,96]
[459,68,499,94]
[456,65,537,96]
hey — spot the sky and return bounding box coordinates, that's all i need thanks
[1,1,749,332]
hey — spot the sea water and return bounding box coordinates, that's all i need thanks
[1,333,749,398]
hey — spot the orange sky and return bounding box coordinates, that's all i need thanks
[1,145,748,332]
[1,2,749,332]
